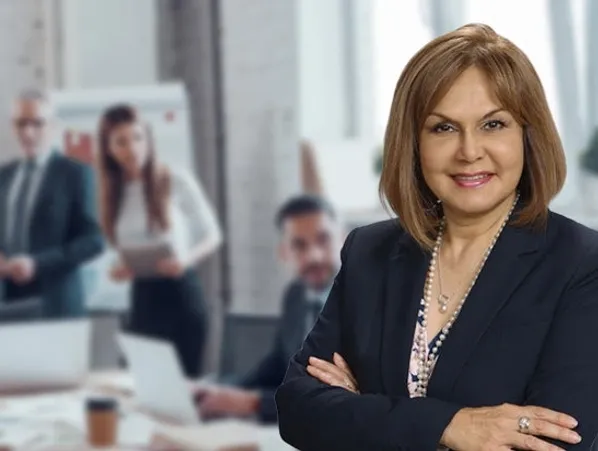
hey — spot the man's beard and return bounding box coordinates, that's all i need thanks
[301,263,336,291]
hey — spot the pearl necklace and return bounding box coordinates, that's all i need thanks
[413,194,519,397]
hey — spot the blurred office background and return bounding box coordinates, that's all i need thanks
[0,0,597,376]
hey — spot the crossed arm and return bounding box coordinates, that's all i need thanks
[275,231,598,451]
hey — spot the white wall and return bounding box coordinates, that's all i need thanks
[297,0,380,217]
[297,0,376,142]
[0,0,158,162]
[59,0,158,88]
[0,0,50,163]
[297,0,346,141]
[220,0,301,315]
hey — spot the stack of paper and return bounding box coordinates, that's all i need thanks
[154,419,293,451]
[0,390,157,449]
[0,421,48,449]
[86,371,136,397]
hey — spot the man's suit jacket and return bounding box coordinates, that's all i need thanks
[0,153,104,317]
[276,212,598,451]
[240,280,310,423]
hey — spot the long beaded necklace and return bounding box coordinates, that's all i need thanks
[413,194,519,397]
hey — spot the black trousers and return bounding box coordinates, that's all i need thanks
[128,270,208,378]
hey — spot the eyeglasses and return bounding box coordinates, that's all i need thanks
[14,118,46,128]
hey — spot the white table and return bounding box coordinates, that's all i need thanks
[0,372,293,450]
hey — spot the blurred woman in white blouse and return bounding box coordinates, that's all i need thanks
[97,104,222,378]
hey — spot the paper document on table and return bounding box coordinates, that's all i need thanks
[0,421,47,449]
[0,392,84,449]
[155,419,294,451]
[155,419,258,450]
[119,411,157,446]
[0,391,83,420]
[0,391,157,449]
[86,371,135,396]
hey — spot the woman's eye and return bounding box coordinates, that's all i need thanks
[432,123,455,133]
[484,120,506,130]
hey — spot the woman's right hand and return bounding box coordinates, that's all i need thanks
[109,262,132,282]
[441,403,581,451]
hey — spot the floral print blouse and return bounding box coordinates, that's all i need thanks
[408,308,442,397]
[408,307,449,450]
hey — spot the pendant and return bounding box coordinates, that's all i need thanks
[438,294,449,313]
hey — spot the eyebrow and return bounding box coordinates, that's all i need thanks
[428,108,506,122]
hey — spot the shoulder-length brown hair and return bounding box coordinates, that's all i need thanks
[96,104,170,245]
[379,23,566,249]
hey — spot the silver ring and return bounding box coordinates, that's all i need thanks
[518,416,531,434]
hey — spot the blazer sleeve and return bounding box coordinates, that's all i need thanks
[239,285,299,423]
[33,162,104,276]
[240,333,287,390]
[275,229,463,451]
[239,333,286,423]
[524,244,598,449]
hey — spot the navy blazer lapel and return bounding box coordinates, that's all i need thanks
[427,224,546,398]
[381,231,429,396]
[284,283,310,356]
[0,162,19,251]
[29,152,58,229]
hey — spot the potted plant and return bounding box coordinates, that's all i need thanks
[373,144,383,176]
[581,128,598,173]
[579,127,598,214]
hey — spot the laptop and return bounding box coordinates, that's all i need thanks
[117,333,201,425]
[0,297,43,323]
[0,319,90,391]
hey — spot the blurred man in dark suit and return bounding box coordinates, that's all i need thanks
[0,90,104,318]
[195,195,343,423]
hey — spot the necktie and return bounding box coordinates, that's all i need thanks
[306,300,324,335]
[8,160,36,254]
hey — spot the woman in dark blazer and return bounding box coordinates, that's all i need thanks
[276,23,598,451]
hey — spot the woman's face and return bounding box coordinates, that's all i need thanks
[107,121,150,178]
[418,66,524,220]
